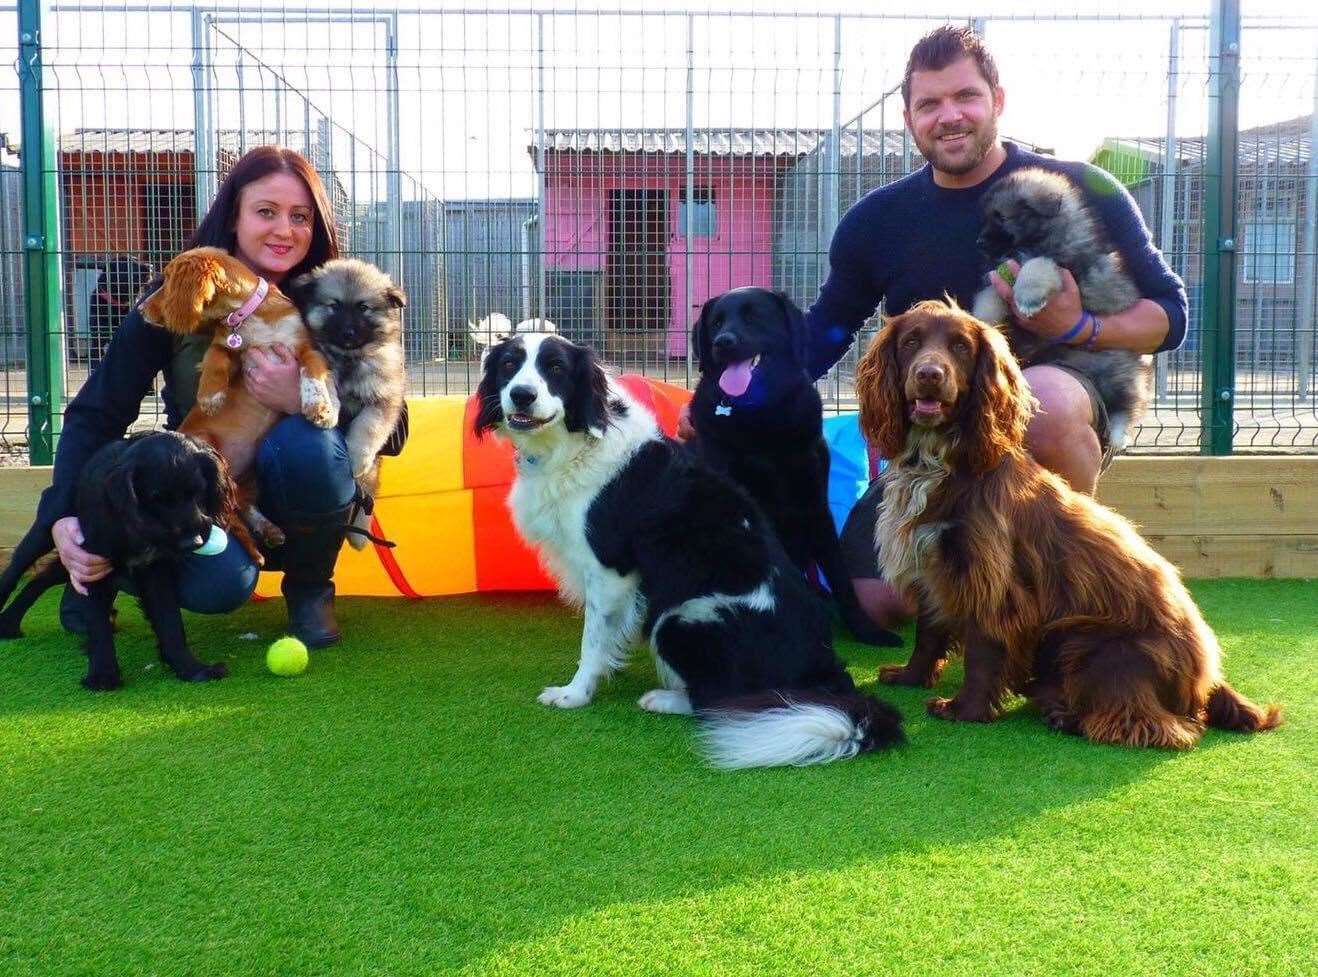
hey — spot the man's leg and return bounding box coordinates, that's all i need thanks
[839,478,916,630]
[1021,365,1103,495]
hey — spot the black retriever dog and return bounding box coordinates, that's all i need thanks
[0,431,237,689]
[689,287,900,647]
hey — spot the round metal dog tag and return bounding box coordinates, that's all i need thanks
[225,332,244,350]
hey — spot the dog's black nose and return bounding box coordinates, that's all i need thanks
[509,385,537,409]
[915,363,945,387]
[712,332,737,353]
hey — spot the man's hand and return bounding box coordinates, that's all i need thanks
[989,258,1085,341]
[243,344,302,414]
[52,516,113,596]
[675,402,696,443]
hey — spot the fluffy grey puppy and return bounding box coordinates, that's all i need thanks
[971,167,1152,452]
[289,259,406,549]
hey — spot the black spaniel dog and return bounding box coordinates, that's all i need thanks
[689,287,900,647]
[0,431,237,690]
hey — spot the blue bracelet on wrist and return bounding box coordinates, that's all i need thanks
[1083,315,1102,351]
[1052,311,1092,346]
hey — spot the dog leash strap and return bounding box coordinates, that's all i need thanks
[224,277,270,348]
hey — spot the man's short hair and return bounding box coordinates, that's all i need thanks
[902,24,1000,108]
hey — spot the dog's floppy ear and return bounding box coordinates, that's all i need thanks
[284,271,318,313]
[192,439,238,520]
[691,296,719,375]
[563,342,611,439]
[140,249,234,334]
[961,319,1036,474]
[772,290,809,367]
[104,455,149,543]
[385,284,407,310]
[473,338,511,438]
[855,316,908,461]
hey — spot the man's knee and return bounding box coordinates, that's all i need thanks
[1022,366,1101,491]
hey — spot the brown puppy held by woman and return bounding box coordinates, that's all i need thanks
[141,246,338,558]
[855,299,1280,748]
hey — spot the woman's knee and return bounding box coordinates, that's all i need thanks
[257,415,355,517]
[176,543,260,614]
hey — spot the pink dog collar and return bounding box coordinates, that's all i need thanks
[224,277,269,349]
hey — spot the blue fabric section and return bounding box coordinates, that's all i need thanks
[255,415,355,523]
[822,413,872,536]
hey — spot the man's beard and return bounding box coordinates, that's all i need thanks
[914,115,999,176]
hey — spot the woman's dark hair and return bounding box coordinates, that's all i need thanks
[185,145,339,281]
[901,24,1000,108]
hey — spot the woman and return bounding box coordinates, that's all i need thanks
[35,146,360,648]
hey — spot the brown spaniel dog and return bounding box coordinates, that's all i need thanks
[855,299,1280,748]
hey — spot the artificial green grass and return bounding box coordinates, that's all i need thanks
[1,580,1314,977]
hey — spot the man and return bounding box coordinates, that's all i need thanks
[817,24,1187,626]
[683,25,1187,628]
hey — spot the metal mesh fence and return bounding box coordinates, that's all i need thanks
[2,3,1316,461]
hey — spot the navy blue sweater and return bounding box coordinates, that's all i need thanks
[805,141,1188,378]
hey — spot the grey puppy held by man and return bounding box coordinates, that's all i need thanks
[289,258,406,549]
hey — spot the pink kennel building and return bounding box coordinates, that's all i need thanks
[531,128,831,360]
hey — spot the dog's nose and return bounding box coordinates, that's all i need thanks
[915,362,945,387]
[712,332,737,354]
[509,385,537,410]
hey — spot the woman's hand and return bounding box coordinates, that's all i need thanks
[243,344,302,414]
[52,516,113,596]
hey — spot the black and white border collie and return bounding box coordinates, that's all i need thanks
[474,333,904,769]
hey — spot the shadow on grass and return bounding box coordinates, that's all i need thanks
[0,584,1301,976]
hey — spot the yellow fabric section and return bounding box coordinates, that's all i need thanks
[385,489,478,595]
[255,396,476,599]
[379,396,467,497]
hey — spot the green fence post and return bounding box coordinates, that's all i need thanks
[18,0,63,466]
[1200,0,1240,455]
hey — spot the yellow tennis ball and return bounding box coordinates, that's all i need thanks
[266,636,309,677]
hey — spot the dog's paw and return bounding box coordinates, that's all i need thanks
[198,390,227,416]
[300,376,337,428]
[82,668,124,691]
[638,688,693,715]
[1012,258,1063,318]
[257,524,286,549]
[349,449,375,481]
[971,286,1011,324]
[879,663,939,688]
[926,695,993,723]
[538,685,591,709]
[182,661,228,682]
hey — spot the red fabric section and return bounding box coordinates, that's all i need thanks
[462,395,517,490]
[472,485,556,592]
[371,514,421,599]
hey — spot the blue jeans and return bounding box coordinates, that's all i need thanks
[125,417,355,613]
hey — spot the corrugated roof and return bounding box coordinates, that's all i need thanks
[59,128,284,155]
[1097,114,1312,170]
[528,127,914,161]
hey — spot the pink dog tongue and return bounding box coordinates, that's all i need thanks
[719,359,755,397]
